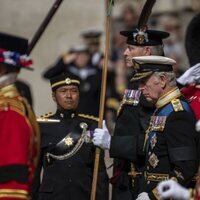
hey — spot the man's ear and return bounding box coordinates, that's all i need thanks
[52,92,56,102]
[159,75,167,88]
[144,47,151,55]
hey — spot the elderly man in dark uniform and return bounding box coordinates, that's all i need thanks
[0,32,40,199]
[32,72,108,200]
[92,28,169,200]
[128,55,198,200]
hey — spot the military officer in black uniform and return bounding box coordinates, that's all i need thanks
[32,72,108,200]
[43,44,102,117]
[93,28,170,200]
[128,56,198,200]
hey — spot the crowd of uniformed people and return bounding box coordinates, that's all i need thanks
[0,2,200,200]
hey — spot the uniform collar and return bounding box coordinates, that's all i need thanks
[156,87,182,108]
[56,109,76,119]
[0,84,19,98]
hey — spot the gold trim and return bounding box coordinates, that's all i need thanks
[78,114,99,122]
[0,188,28,199]
[170,176,178,182]
[0,194,28,199]
[106,98,120,110]
[152,188,160,200]
[51,79,80,88]
[0,84,19,98]
[130,71,153,82]
[145,172,169,182]
[156,87,182,108]
[37,117,60,123]
[0,189,28,195]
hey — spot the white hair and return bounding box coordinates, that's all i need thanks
[153,71,177,87]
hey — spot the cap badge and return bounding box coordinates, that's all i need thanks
[65,78,71,84]
[133,30,148,45]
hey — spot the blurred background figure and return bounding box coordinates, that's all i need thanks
[80,27,103,68]
[43,44,102,117]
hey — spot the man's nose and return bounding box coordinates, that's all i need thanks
[123,48,129,56]
[66,91,72,98]
[138,83,145,91]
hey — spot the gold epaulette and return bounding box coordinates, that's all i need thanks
[0,97,26,116]
[171,99,184,112]
[0,188,28,199]
[78,114,99,122]
[37,112,60,123]
[106,98,120,110]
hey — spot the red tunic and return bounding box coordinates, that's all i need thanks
[181,85,200,120]
[0,84,40,200]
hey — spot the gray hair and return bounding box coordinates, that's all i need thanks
[153,71,177,87]
[147,45,164,56]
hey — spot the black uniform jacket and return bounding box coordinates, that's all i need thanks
[110,83,154,200]
[142,88,198,200]
[32,110,108,200]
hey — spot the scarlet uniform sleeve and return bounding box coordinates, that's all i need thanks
[181,86,200,120]
[0,109,32,199]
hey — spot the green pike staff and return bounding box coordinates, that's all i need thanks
[90,0,114,200]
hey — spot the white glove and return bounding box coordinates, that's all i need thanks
[196,120,200,132]
[157,180,190,200]
[92,120,111,149]
[136,192,150,200]
[177,63,200,85]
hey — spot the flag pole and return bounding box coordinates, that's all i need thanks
[28,0,64,55]
[90,0,113,199]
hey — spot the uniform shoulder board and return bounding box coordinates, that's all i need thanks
[0,97,25,116]
[106,98,120,110]
[171,99,184,112]
[37,112,60,123]
[78,114,99,122]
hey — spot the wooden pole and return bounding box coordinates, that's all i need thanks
[90,0,113,199]
[28,0,64,54]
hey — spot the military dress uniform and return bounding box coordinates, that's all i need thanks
[33,110,108,200]
[109,28,170,200]
[110,83,154,200]
[0,33,40,199]
[128,56,199,200]
[141,87,198,199]
[0,85,39,199]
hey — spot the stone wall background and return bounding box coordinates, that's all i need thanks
[0,0,105,115]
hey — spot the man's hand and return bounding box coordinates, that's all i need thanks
[157,180,190,200]
[136,192,150,200]
[92,121,111,149]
